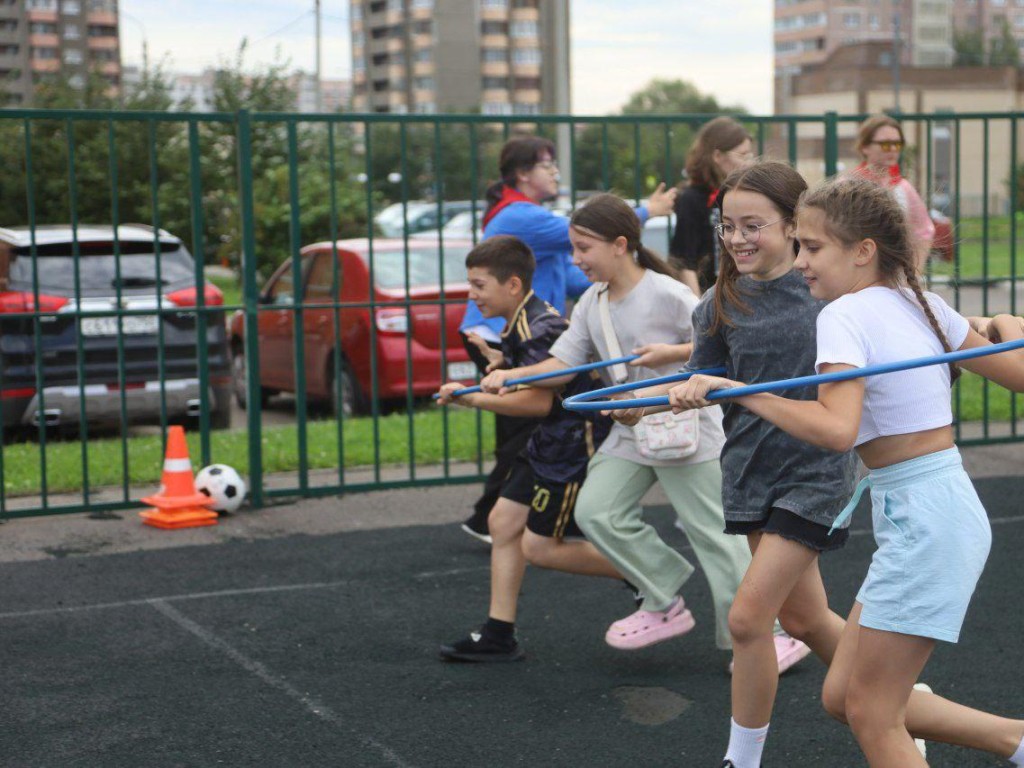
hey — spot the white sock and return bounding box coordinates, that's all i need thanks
[1009,733,1024,766]
[724,718,769,768]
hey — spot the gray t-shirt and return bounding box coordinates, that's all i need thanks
[551,269,726,467]
[686,269,858,526]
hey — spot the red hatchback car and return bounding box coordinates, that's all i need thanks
[229,238,477,417]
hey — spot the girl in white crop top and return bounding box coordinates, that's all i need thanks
[671,175,1024,767]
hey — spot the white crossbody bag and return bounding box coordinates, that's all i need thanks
[597,286,700,461]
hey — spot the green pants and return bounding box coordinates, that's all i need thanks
[575,453,752,650]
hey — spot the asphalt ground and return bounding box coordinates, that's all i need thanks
[1,459,1022,767]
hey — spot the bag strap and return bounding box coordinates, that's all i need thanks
[597,285,629,384]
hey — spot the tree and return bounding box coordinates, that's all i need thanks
[572,79,746,194]
[954,29,985,66]
[988,18,1020,67]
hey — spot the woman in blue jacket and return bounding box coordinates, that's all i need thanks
[458,134,676,542]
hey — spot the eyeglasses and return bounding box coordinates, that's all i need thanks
[715,217,785,243]
[870,140,903,152]
[533,160,558,171]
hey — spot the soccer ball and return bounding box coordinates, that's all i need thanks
[195,464,247,514]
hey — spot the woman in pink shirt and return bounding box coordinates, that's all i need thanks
[851,114,935,271]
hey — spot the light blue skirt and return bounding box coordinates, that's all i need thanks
[856,447,991,643]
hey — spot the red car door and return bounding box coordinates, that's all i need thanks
[301,249,342,399]
[258,263,298,391]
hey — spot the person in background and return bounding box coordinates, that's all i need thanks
[458,134,677,544]
[670,117,754,296]
[851,114,935,271]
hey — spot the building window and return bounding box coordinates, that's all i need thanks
[842,12,861,28]
[0,19,17,32]
[412,0,433,7]
[483,101,513,115]
[415,101,436,113]
[88,0,117,10]
[26,0,58,9]
[513,76,540,90]
[482,48,506,62]
[30,22,58,34]
[64,23,80,39]
[513,103,539,115]
[775,40,799,54]
[88,24,116,36]
[869,13,880,30]
[512,47,541,64]
[512,0,538,7]
[413,48,432,62]
[31,47,58,59]
[90,48,116,61]
[480,0,507,7]
[510,20,538,38]
[482,75,508,89]
[992,0,1007,5]
[64,48,83,64]
[481,20,509,35]
[412,19,431,34]
[414,76,434,89]
[63,0,81,13]
[0,44,19,55]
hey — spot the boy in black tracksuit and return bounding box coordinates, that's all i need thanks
[436,235,619,662]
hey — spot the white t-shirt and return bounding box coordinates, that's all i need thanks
[815,286,970,446]
[551,269,725,467]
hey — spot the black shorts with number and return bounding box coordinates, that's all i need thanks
[499,453,584,539]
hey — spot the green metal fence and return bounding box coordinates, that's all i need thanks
[0,108,1021,519]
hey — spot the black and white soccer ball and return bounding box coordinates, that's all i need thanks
[195,464,247,513]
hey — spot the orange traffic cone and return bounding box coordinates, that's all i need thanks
[139,425,218,530]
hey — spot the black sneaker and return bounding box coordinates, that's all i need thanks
[460,512,493,545]
[439,630,525,662]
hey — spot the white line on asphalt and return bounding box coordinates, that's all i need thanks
[1,512,1022,621]
[149,599,414,768]
[0,580,352,620]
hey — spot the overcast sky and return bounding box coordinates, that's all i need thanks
[119,0,774,115]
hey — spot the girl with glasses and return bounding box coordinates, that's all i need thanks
[852,114,935,271]
[615,160,858,768]
[670,117,755,297]
[673,174,1024,768]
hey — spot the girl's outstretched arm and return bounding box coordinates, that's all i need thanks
[669,364,865,453]
[958,316,1024,392]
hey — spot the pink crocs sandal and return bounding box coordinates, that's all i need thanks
[605,596,696,650]
[728,632,812,675]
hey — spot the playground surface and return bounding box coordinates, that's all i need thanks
[1,444,1021,767]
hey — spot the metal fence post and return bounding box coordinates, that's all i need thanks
[824,111,839,178]
[237,109,264,507]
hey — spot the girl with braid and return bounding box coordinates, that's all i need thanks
[673,175,1024,767]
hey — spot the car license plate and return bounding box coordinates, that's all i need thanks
[446,361,477,381]
[80,315,160,337]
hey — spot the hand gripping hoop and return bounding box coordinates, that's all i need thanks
[562,338,1024,413]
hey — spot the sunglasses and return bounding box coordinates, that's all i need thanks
[870,140,903,152]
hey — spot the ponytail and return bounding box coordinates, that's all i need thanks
[637,244,677,279]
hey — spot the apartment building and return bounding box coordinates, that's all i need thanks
[350,0,569,115]
[0,0,120,106]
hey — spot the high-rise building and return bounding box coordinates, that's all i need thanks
[0,0,121,107]
[350,0,569,115]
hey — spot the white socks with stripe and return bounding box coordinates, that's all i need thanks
[724,718,769,768]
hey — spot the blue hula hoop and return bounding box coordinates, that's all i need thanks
[563,337,1024,412]
[433,354,642,399]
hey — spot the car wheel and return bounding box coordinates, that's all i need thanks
[232,346,270,410]
[329,361,364,419]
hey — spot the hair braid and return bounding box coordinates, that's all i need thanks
[903,264,960,381]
